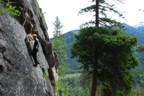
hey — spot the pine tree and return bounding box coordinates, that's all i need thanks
[52,16,66,75]
[79,0,124,28]
[72,0,138,96]
[53,16,63,37]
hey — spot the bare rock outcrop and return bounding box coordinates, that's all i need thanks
[0,0,59,96]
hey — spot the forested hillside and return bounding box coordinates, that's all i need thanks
[63,30,80,73]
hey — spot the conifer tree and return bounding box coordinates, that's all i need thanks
[52,16,66,75]
[72,0,138,96]
[53,16,63,37]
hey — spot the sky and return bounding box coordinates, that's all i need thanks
[37,0,144,38]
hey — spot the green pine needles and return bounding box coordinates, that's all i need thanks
[71,26,138,96]
[71,0,139,95]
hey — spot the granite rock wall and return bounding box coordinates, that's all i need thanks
[0,0,59,96]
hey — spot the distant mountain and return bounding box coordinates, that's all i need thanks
[64,30,79,48]
[63,30,80,73]
[123,23,144,45]
[64,24,144,45]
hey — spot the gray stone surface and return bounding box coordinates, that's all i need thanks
[0,0,58,96]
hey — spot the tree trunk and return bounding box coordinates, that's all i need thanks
[92,1,99,95]
[91,68,97,96]
[95,0,99,27]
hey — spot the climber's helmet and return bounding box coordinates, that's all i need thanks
[32,34,37,37]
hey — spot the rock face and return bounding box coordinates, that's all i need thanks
[0,0,59,96]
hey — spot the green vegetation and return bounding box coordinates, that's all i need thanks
[59,73,80,79]
[63,30,81,74]
[71,0,139,96]
[51,17,88,96]
[0,0,21,16]
[52,16,67,75]
[133,85,144,96]
[52,16,70,96]
[51,0,144,96]
[79,0,123,28]
[72,27,138,96]
[55,80,72,96]
[59,23,144,96]
[134,44,144,95]
[42,68,47,78]
[55,73,91,96]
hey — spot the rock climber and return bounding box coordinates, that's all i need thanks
[32,34,39,67]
